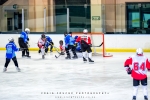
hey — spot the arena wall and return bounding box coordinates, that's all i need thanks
[0,34,150,52]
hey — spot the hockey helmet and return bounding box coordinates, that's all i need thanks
[25,28,30,34]
[59,40,63,45]
[74,36,78,39]
[41,34,46,38]
[69,32,72,34]
[8,37,14,42]
[69,32,72,36]
[83,29,88,33]
[136,48,143,55]
[64,31,68,37]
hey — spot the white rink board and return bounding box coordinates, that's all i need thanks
[0,34,150,49]
[0,51,150,100]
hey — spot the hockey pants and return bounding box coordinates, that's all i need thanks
[18,37,30,56]
[65,45,77,57]
[81,40,92,53]
[4,57,19,68]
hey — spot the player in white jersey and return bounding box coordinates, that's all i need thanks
[59,40,65,55]
[38,34,46,59]
[124,48,150,100]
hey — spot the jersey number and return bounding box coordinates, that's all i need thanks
[133,62,145,71]
[7,48,12,54]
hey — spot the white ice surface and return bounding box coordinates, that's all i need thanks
[0,51,150,100]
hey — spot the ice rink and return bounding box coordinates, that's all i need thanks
[0,51,150,100]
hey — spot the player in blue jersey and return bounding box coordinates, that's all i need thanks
[18,28,31,58]
[64,32,78,59]
[46,36,54,52]
[3,37,22,72]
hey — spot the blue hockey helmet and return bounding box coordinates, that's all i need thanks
[74,36,78,39]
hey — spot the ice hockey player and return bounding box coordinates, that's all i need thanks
[124,48,150,100]
[46,35,54,52]
[3,37,22,72]
[76,29,94,63]
[59,40,65,55]
[64,32,78,59]
[38,35,54,53]
[38,34,46,59]
[18,28,31,58]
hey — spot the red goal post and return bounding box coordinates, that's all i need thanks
[72,32,113,57]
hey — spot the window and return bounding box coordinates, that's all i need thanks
[126,2,150,34]
[55,0,91,33]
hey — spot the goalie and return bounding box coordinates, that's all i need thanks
[76,29,94,63]
[38,34,46,59]
[74,36,82,52]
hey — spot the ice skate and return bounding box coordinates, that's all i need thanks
[16,67,21,72]
[65,55,71,59]
[83,57,87,63]
[26,55,31,58]
[42,55,45,59]
[144,96,148,100]
[3,67,7,72]
[72,55,78,59]
[88,57,94,63]
[132,96,136,100]
[22,55,26,58]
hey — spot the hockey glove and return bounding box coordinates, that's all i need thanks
[126,67,132,74]
[74,42,78,47]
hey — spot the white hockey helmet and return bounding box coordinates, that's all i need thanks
[25,28,30,33]
[136,48,143,55]
[83,29,88,33]
[8,37,14,42]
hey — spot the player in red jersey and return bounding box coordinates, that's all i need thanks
[124,48,150,100]
[76,29,94,63]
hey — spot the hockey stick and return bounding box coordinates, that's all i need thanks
[52,45,62,58]
[92,42,103,47]
[19,48,28,50]
[55,53,61,58]
[36,42,61,58]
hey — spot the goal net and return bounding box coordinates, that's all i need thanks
[72,32,113,57]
